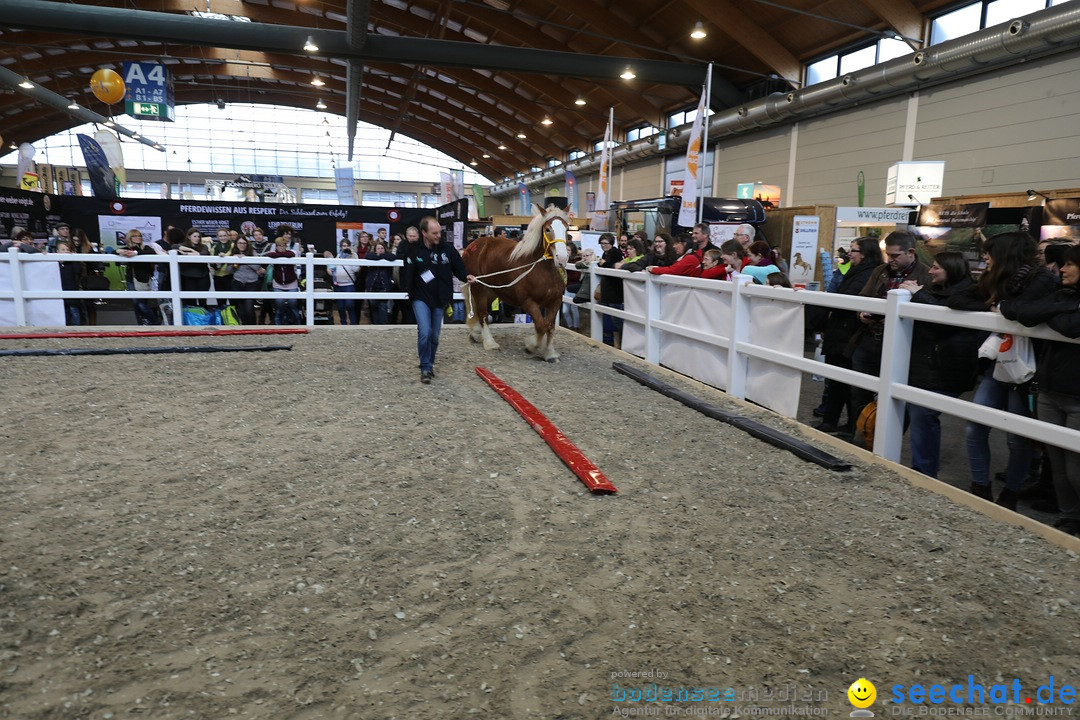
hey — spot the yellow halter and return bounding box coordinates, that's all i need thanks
[542,218,568,260]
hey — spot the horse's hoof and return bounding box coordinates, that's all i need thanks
[484,342,501,351]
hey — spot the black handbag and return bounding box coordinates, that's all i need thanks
[82,272,109,292]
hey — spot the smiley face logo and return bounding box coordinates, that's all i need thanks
[848,678,877,709]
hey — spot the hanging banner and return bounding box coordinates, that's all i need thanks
[76,134,118,199]
[789,216,820,286]
[1041,198,1080,226]
[518,183,531,215]
[450,170,465,203]
[916,203,989,227]
[16,142,35,192]
[564,170,577,218]
[334,166,355,205]
[122,61,176,122]
[677,90,708,227]
[1037,198,1080,242]
[94,129,126,193]
[472,184,486,218]
[591,115,612,231]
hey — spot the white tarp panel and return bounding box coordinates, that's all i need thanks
[620,280,646,358]
[744,293,804,417]
[657,284,730,390]
[0,260,65,327]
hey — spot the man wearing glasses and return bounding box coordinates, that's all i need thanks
[732,224,756,249]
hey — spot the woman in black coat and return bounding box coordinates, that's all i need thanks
[1000,244,1080,536]
[898,252,981,478]
[809,236,881,435]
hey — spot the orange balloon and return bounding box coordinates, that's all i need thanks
[90,68,125,105]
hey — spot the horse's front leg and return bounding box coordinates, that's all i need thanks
[523,300,558,361]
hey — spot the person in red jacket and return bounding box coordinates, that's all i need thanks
[701,249,728,280]
[647,234,702,277]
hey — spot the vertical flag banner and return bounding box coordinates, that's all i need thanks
[472,184,486,218]
[16,142,36,192]
[94,129,125,195]
[565,170,577,218]
[440,172,453,201]
[76,134,118,199]
[518,183,531,215]
[591,109,613,230]
[450,170,465,202]
[678,89,708,227]
[334,166,355,205]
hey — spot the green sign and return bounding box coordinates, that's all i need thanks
[736,182,755,199]
[126,100,165,119]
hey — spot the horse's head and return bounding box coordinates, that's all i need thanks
[538,204,570,267]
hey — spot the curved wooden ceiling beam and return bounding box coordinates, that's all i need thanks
[682,0,802,83]
[369,4,618,135]
[856,0,925,44]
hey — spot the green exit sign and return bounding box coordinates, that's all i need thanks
[125,100,173,121]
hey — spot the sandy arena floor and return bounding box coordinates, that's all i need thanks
[1,326,1078,720]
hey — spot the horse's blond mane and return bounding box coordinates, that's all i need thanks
[509,206,569,263]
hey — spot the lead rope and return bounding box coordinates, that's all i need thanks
[464,257,546,320]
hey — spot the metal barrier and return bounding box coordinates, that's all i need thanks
[584,264,1080,466]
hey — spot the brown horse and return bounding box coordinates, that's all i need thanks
[462,204,570,361]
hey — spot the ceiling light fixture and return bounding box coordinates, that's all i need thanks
[691,21,707,39]
[67,98,79,110]
[304,35,319,52]
[574,97,586,106]
[18,76,33,89]
[516,132,527,139]
[470,159,478,166]
[1027,189,1051,202]
[8,142,17,150]
[316,98,327,109]
[311,75,325,87]
[497,144,507,150]
[620,67,636,80]
[541,117,553,126]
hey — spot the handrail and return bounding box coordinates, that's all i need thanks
[582,264,1080,467]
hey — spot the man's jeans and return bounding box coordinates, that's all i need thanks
[274,287,300,325]
[412,299,444,373]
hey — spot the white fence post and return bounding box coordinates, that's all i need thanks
[7,247,26,327]
[589,264,602,343]
[168,251,184,325]
[644,272,660,365]
[873,288,914,461]
[304,253,316,326]
[727,278,751,400]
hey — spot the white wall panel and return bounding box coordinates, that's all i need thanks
[792,96,908,206]
[713,125,792,198]
[914,50,1080,194]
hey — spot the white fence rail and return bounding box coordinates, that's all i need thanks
[583,265,1080,467]
[1,248,415,327]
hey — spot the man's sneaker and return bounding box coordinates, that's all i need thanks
[420,371,433,384]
